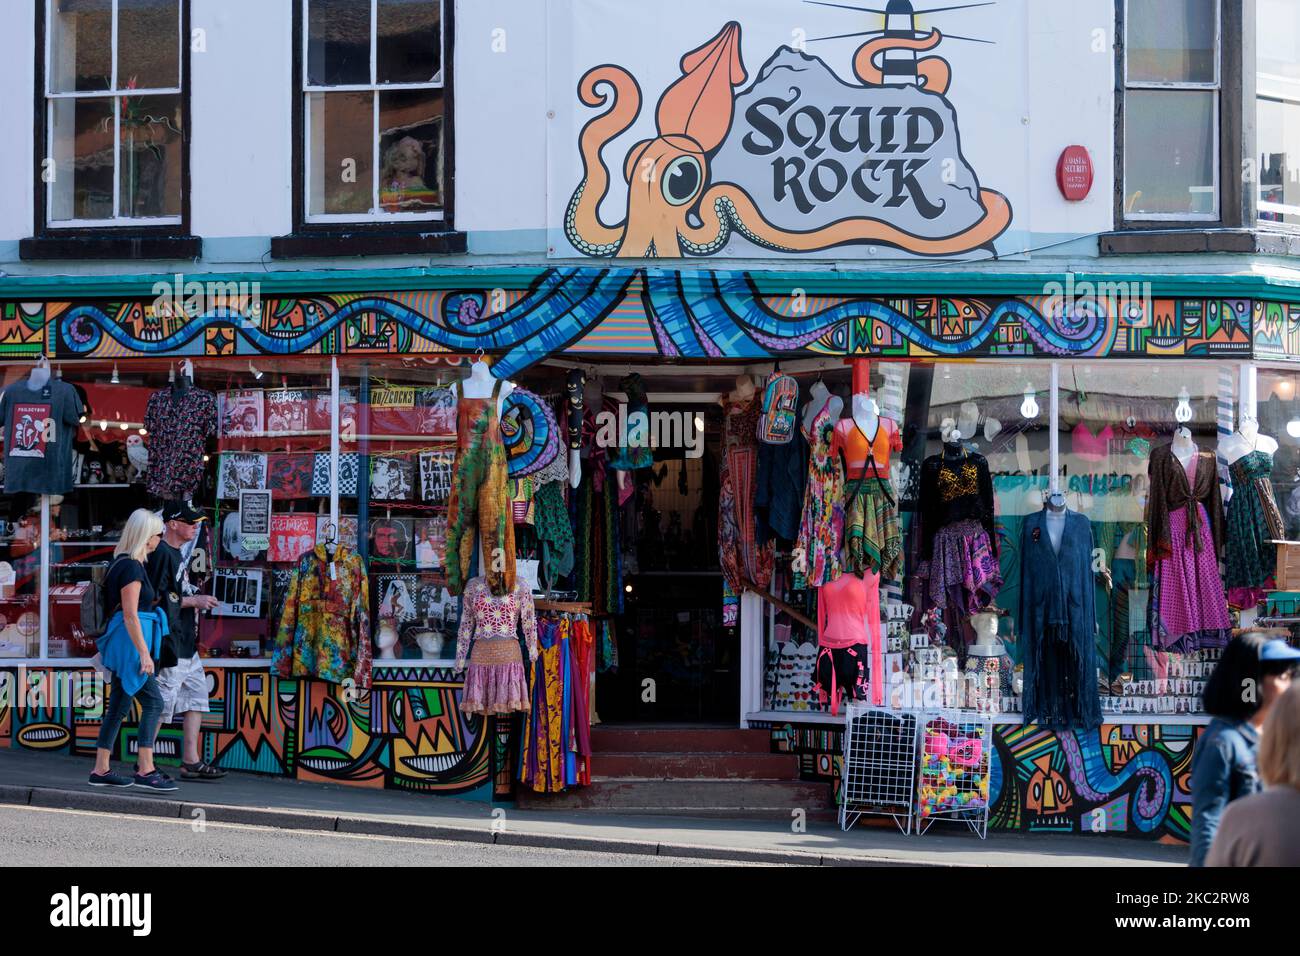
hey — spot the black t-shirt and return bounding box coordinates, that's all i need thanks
[102,557,156,622]
[147,540,198,661]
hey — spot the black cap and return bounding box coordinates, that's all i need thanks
[162,500,205,524]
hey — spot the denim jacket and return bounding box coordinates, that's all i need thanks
[1188,718,1260,867]
[96,607,169,699]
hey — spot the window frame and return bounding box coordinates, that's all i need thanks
[33,0,192,236]
[1118,0,1224,224]
[293,0,456,230]
[1255,0,1300,231]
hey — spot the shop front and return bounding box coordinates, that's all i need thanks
[1,267,1298,841]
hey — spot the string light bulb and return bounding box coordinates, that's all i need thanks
[1020,385,1039,420]
[110,364,119,384]
[1175,387,1193,424]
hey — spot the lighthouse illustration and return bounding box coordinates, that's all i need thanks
[807,0,995,88]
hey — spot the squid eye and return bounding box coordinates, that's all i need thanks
[662,156,702,206]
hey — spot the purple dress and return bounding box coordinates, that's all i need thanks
[1148,457,1231,652]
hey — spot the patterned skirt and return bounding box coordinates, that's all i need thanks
[1149,504,1231,653]
[461,638,530,715]
[919,519,1002,617]
[845,477,901,579]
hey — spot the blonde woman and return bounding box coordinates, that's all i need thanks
[1208,679,1300,866]
[90,508,176,791]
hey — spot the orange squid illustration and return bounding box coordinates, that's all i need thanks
[565,22,1012,259]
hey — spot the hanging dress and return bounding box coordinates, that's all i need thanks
[520,617,567,793]
[719,393,774,595]
[795,400,845,588]
[1225,449,1282,609]
[445,378,515,596]
[916,449,1001,618]
[1145,445,1231,653]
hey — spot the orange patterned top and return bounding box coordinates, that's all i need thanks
[832,416,902,480]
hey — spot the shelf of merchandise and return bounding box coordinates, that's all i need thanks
[744,709,1213,727]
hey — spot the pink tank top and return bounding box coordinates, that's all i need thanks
[817,573,870,649]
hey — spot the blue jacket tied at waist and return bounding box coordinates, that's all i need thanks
[97,607,169,698]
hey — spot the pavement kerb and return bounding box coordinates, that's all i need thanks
[0,785,34,806]
[10,783,960,866]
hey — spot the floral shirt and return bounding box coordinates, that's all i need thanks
[272,544,371,688]
[455,577,539,671]
[144,386,218,500]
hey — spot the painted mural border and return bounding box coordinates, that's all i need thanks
[3,268,1297,373]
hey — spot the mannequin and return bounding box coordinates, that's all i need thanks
[173,358,194,393]
[802,380,842,433]
[375,618,401,659]
[1170,427,1197,472]
[957,400,980,445]
[453,356,514,415]
[851,392,879,441]
[967,609,1006,658]
[723,373,757,406]
[28,358,50,391]
[1219,414,1278,464]
[1045,490,1067,553]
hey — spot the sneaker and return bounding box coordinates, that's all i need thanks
[88,770,134,789]
[180,761,226,781]
[132,770,179,792]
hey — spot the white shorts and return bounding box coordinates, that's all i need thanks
[157,654,210,722]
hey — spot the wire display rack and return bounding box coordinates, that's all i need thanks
[915,710,993,839]
[840,702,920,834]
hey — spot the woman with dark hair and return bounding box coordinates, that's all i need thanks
[1208,682,1300,866]
[1189,633,1299,866]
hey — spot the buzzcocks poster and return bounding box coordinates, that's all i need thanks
[547,0,1028,260]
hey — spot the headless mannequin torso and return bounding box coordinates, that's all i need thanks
[1045,492,1067,552]
[454,358,514,416]
[803,381,843,433]
[27,360,50,391]
[851,394,879,443]
[1219,416,1278,464]
[1171,428,1198,474]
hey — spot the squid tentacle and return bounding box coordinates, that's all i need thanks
[695,184,1011,258]
[565,66,641,257]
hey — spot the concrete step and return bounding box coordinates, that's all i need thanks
[590,727,772,754]
[597,751,799,780]
[516,778,832,819]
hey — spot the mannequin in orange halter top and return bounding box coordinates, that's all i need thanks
[832,414,902,480]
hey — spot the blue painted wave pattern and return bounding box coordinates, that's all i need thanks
[1058,729,1172,833]
[60,267,1117,375]
[501,387,560,478]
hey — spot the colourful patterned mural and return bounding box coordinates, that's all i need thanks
[765,719,1199,842]
[0,301,46,358]
[0,665,496,800]
[990,723,1199,842]
[18,269,1271,377]
[1251,299,1300,360]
